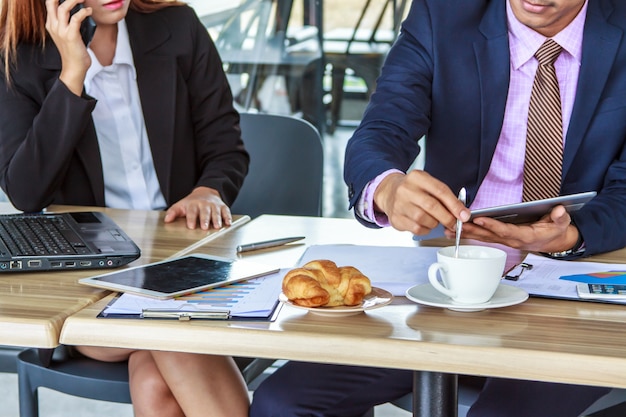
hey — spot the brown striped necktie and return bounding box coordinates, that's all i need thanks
[522,39,563,202]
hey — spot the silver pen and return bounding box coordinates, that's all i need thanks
[236,236,305,253]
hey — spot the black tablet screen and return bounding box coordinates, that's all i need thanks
[93,257,235,293]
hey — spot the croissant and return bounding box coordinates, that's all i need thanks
[282,260,372,307]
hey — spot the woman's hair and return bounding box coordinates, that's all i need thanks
[0,0,184,81]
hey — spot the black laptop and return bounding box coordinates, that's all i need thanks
[0,211,141,272]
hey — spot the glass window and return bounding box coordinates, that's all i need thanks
[189,0,325,133]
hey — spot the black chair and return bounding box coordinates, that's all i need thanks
[17,348,131,417]
[0,345,23,373]
[231,112,324,218]
[16,347,274,417]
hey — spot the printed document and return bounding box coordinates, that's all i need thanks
[504,253,626,304]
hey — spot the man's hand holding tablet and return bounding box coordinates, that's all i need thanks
[469,191,597,224]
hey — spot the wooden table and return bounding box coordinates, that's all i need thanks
[0,204,244,348]
[60,214,626,416]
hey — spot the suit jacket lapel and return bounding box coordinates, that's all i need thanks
[473,0,510,190]
[563,0,622,178]
[125,10,176,202]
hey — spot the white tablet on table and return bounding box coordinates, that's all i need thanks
[79,253,279,299]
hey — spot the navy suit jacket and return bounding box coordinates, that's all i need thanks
[344,0,626,256]
[0,5,248,213]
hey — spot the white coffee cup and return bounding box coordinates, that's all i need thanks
[428,245,506,304]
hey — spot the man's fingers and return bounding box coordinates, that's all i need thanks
[549,205,570,225]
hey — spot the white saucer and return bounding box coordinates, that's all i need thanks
[405,283,529,312]
[279,287,393,316]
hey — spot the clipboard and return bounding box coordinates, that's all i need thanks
[96,294,284,321]
[96,271,286,321]
[141,309,231,320]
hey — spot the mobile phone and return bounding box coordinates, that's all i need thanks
[576,283,626,300]
[469,191,596,224]
[58,0,97,46]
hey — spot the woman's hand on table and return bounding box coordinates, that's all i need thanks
[164,187,232,230]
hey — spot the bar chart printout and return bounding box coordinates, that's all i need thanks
[180,273,283,317]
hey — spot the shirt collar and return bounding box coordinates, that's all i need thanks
[85,19,136,89]
[507,0,587,70]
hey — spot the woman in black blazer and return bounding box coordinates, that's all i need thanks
[0,0,250,415]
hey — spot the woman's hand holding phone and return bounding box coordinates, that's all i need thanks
[58,0,97,46]
[44,0,96,95]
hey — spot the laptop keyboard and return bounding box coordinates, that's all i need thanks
[0,216,90,256]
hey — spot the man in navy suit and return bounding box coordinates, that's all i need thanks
[250,0,625,415]
[344,0,626,257]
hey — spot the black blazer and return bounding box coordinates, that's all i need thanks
[0,5,248,213]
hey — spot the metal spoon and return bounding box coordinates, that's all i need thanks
[455,187,467,258]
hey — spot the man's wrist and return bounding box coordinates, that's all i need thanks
[356,169,403,226]
[543,229,586,258]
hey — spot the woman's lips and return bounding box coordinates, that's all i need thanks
[103,0,125,10]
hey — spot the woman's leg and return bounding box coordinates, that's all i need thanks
[75,345,134,362]
[76,346,184,417]
[149,350,249,417]
[76,346,249,417]
[128,350,185,417]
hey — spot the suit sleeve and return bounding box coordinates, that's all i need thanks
[0,61,97,212]
[343,0,433,210]
[571,141,626,256]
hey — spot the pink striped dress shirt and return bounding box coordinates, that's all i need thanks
[471,0,586,209]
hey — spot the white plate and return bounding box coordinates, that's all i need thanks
[279,287,393,316]
[405,283,529,312]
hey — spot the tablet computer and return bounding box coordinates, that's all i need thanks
[469,191,596,224]
[79,253,279,299]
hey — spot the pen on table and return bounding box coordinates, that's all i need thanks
[236,236,305,253]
